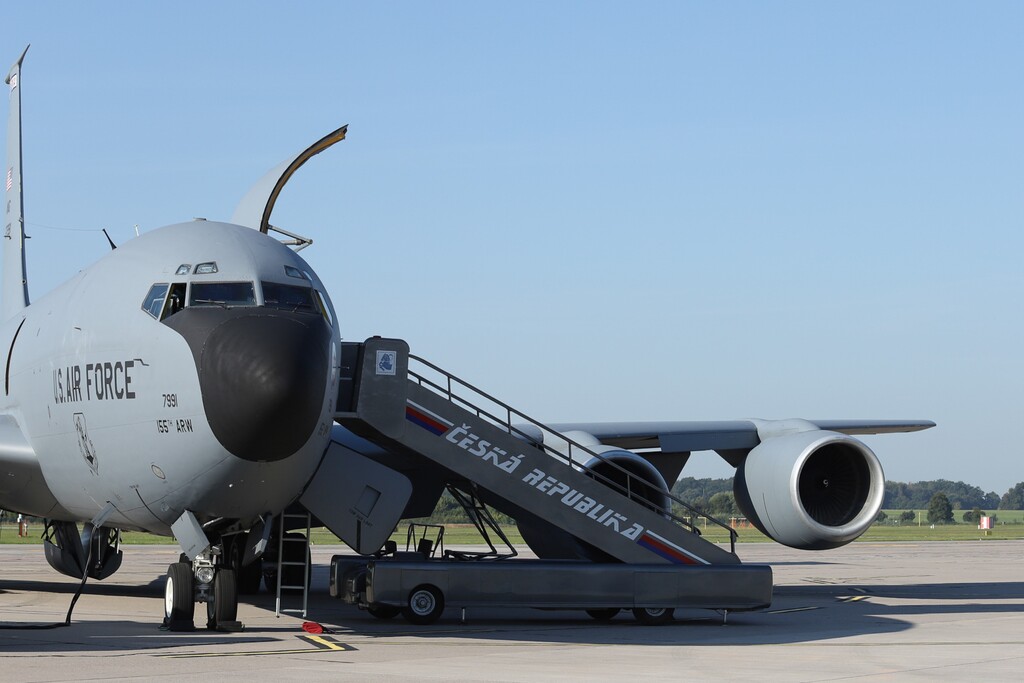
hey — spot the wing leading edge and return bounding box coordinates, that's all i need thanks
[0,413,68,517]
[543,419,936,453]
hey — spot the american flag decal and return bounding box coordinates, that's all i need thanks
[5,168,11,192]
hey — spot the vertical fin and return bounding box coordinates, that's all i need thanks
[230,125,347,232]
[3,45,30,321]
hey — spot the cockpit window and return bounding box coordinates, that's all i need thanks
[162,283,187,319]
[262,281,318,313]
[284,265,307,280]
[189,282,256,308]
[142,283,169,319]
[313,289,333,325]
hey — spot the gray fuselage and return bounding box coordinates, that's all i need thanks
[0,220,340,535]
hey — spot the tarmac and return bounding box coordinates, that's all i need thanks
[1,540,1022,682]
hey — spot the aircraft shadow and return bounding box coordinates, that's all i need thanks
[298,579,1024,647]
[3,574,1022,651]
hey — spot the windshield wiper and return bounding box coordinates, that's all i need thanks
[191,299,229,308]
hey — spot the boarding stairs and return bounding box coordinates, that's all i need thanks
[334,338,740,568]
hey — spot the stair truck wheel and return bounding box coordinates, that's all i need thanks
[632,607,674,625]
[402,584,445,625]
[207,568,238,630]
[367,604,401,620]
[164,562,195,629]
[586,608,621,621]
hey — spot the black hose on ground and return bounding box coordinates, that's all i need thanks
[0,534,95,630]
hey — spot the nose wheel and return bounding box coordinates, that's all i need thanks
[162,550,242,631]
[206,568,238,630]
[164,562,195,630]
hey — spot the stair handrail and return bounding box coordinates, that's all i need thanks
[407,354,738,553]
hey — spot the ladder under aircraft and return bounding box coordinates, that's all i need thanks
[274,511,312,619]
[334,338,741,569]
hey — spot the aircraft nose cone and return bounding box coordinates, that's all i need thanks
[165,309,331,462]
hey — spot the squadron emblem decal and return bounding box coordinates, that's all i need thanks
[73,412,98,475]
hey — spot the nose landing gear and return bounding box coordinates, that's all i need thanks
[163,545,242,632]
[163,562,194,629]
[206,568,238,630]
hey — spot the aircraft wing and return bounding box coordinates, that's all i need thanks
[0,412,66,517]
[0,413,37,469]
[543,419,936,453]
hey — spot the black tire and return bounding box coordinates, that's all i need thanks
[586,608,621,621]
[402,584,444,625]
[238,556,263,595]
[264,532,310,594]
[164,562,194,629]
[207,568,238,630]
[367,604,401,620]
[632,607,674,625]
[227,533,262,595]
[262,564,277,594]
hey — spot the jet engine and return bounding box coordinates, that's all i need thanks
[581,447,672,515]
[733,430,884,550]
[516,432,672,561]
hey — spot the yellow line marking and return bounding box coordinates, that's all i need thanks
[161,649,333,658]
[303,634,353,651]
[157,634,356,658]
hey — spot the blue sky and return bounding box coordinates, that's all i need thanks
[3,3,1021,493]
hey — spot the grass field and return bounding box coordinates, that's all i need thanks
[4,514,1023,547]
[880,508,1024,525]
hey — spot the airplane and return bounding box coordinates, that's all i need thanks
[0,48,934,630]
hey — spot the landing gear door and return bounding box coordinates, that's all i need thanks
[300,443,412,554]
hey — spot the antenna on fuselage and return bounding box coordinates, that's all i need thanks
[102,228,117,250]
[2,45,31,321]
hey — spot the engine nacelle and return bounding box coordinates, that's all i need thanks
[516,432,671,561]
[582,446,672,516]
[42,520,123,580]
[733,430,884,550]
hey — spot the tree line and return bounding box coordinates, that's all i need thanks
[6,480,1022,529]
[884,479,1012,510]
[670,477,1024,518]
